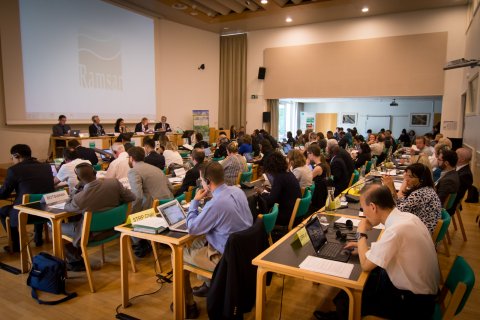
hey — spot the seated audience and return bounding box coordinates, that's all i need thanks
[287,149,312,189]
[127,147,173,213]
[154,116,172,132]
[174,149,205,197]
[238,134,253,157]
[55,148,91,191]
[398,128,411,147]
[384,130,396,151]
[229,125,237,140]
[143,138,165,170]
[163,141,184,169]
[68,139,98,165]
[193,132,210,149]
[256,151,301,226]
[449,148,474,215]
[435,149,460,207]
[354,143,372,170]
[411,136,433,157]
[213,134,229,158]
[62,163,135,271]
[327,139,354,179]
[338,131,349,149]
[295,129,303,143]
[315,185,439,320]
[307,144,329,212]
[52,114,71,136]
[328,144,349,196]
[317,132,327,151]
[184,162,253,317]
[369,134,385,157]
[0,144,54,252]
[260,130,278,149]
[286,131,295,146]
[383,163,441,233]
[105,143,130,180]
[221,142,248,186]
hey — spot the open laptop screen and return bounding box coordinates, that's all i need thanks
[160,201,185,225]
[305,218,327,251]
[50,164,58,177]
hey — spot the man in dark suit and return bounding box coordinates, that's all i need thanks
[134,117,152,133]
[328,139,354,180]
[52,114,71,136]
[175,149,205,197]
[143,138,165,170]
[435,149,460,208]
[449,148,474,214]
[154,116,172,132]
[88,115,105,137]
[62,162,135,271]
[67,139,99,165]
[0,144,55,252]
[329,145,349,196]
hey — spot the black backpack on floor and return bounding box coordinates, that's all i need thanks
[27,252,77,305]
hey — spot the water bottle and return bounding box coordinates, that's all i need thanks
[371,157,377,172]
[360,165,366,179]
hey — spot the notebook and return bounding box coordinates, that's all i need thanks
[305,217,351,263]
[157,200,188,233]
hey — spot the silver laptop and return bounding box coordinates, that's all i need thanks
[157,199,188,233]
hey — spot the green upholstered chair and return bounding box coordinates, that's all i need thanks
[288,190,312,230]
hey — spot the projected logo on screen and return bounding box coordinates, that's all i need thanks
[78,32,123,90]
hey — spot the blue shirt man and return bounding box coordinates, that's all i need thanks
[181,161,253,318]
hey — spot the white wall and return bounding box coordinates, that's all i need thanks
[246,7,466,137]
[0,18,219,163]
[303,98,442,138]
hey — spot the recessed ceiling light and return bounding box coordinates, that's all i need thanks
[223,27,229,30]
[286,17,292,23]
[261,0,268,4]
[190,11,198,16]
[362,7,369,13]
[172,3,187,10]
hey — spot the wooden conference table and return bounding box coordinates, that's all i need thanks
[14,201,78,273]
[50,133,184,159]
[252,183,384,320]
[115,224,193,320]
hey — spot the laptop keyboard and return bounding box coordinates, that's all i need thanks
[318,243,341,257]
[176,223,187,231]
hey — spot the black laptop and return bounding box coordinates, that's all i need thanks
[305,217,351,262]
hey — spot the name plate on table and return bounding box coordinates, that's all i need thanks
[126,209,156,225]
[42,190,69,205]
[292,227,310,248]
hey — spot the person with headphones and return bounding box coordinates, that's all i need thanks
[62,162,135,271]
[382,163,441,234]
[314,184,440,320]
[181,161,253,318]
[0,144,55,252]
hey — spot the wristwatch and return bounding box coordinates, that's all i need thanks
[356,232,368,240]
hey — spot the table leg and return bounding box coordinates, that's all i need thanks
[120,234,131,308]
[170,244,184,320]
[255,267,268,320]
[18,211,29,273]
[50,218,63,258]
[345,288,362,320]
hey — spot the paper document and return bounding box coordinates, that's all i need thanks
[299,256,354,279]
[335,217,361,227]
[49,202,66,210]
[358,211,365,217]
[169,177,183,184]
[394,182,403,191]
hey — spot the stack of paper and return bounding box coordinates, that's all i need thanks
[132,217,168,234]
[299,256,354,279]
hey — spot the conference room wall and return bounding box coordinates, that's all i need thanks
[0,18,219,163]
[246,7,466,138]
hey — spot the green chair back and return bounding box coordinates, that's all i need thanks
[296,190,312,220]
[26,194,43,202]
[247,163,253,172]
[351,170,360,185]
[163,167,167,175]
[93,164,102,171]
[212,157,225,162]
[365,160,373,174]
[305,183,315,196]
[175,193,186,203]
[159,198,174,205]
[240,171,253,183]
[433,256,475,319]
[87,203,129,246]
[179,151,190,158]
[436,209,451,244]
[262,203,279,235]
[444,193,457,211]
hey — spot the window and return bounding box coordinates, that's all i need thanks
[468,74,478,114]
[278,101,297,141]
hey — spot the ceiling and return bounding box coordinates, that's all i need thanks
[107,0,468,33]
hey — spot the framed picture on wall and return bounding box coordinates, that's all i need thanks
[341,113,357,125]
[410,113,430,126]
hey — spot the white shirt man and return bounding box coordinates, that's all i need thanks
[54,148,91,191]
[105,143,130,180]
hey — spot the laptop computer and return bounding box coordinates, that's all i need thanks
[50,164,58,177]
[70,130,80,137]
[157,199,188,233]
[100,149,114,161]
[305,217,351,262]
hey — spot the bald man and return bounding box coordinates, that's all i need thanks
[449,148,474,214]
[62,162,135,271]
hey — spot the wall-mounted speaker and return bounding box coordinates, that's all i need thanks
[262,112,271,123]
[258,67,266,80]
